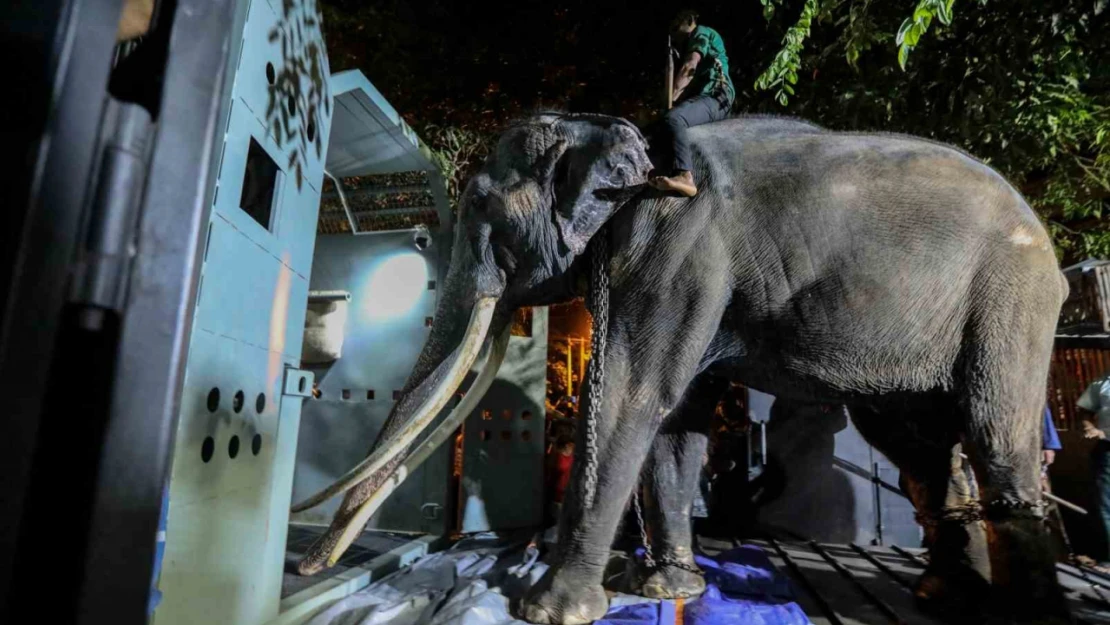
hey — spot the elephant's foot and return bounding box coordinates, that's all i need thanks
[979,517,1072,625]
[639,562,706,599]
[912,569,986,624]
[517,564,609,625]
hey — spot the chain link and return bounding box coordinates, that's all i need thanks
[585,229,700,577]
[582,230,609,506]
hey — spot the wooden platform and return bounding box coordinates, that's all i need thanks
[699,536,1110,625]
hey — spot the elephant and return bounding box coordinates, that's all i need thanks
[291,112,1069,624]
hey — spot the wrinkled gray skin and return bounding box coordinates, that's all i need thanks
[304,113,1069,624]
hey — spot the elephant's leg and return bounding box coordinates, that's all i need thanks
[850,405,990,616]
[960,360,1069,622]
[519,288,729,624]
[635,372,729,599]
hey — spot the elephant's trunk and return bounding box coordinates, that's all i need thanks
[295,236,509,575]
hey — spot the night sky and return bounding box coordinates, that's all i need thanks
[319,1,785,131]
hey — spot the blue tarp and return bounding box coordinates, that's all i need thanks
[596,546,811,625]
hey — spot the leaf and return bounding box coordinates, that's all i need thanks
[896,18,914,45]
[898,45,910,70]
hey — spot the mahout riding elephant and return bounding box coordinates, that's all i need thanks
[292,113,1068,624]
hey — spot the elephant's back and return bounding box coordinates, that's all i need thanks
[683,119,1062,394]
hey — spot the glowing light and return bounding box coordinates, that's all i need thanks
[363,252,429,320]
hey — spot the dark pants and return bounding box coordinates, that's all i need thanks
[1094,440,1110,559]
[654,93,732,175]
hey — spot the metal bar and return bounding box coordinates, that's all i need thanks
[833,456,907,499]
[873,462,884,545]
[324,169,359,234]
[321,183,430,200]
[761,538,845,625]
[348,205,439,219]
[665,35,674,110]
[849,543,914,591]
[890,544,929,568]
[1045,491,1088,515]
[807,541,907,624]
[308,290,352,302]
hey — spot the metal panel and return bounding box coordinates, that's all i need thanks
[154,0,332,623]
[459,308,548,532]
[291,231,444,533]
[754,398,921,547]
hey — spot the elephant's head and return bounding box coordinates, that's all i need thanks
[292,113,651,571]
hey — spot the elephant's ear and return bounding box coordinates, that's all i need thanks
[544,123,650,256]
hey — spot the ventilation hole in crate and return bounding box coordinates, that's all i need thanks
[427,280,437,291]
[479,430,490,441]
[500,431,512,441]
[252,434,262,456]
[266,62,275,85]
[307,120,316,142]
[233,390,245,413]
[342,389,351,400]
[256,393,266,414]
[287,94,296,115]
[298,377,306,393]
[522,410,533,420]
[501,409,512,421]
[521,431,532,442]
[393,390,402,401]
[201,437,215,463]
[367,389,375,400]
[425,317,434,327]
[206,388,220,412]
[481,409,492,421]
[228,435,240,459]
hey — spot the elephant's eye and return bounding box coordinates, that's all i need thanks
[492,243,517,273]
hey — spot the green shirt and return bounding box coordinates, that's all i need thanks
[680,25,735,105]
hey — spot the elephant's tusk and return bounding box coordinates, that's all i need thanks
[325,324,512,565]
[291,298,498,513]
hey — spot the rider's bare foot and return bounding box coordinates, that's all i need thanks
[649,170,697,197]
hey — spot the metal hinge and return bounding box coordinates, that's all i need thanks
[69,99,154,316]
[282,366,314,398]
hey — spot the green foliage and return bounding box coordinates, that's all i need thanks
[754,0,820,105]
[895,0,955,69]
[423,124,492,210]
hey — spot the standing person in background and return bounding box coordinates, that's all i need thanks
[1044,404,1062,467]
[1079,372,1110,565]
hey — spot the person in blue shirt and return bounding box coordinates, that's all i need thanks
[1043,404,1062,466]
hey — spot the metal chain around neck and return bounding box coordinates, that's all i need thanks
[582,230,609,507]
